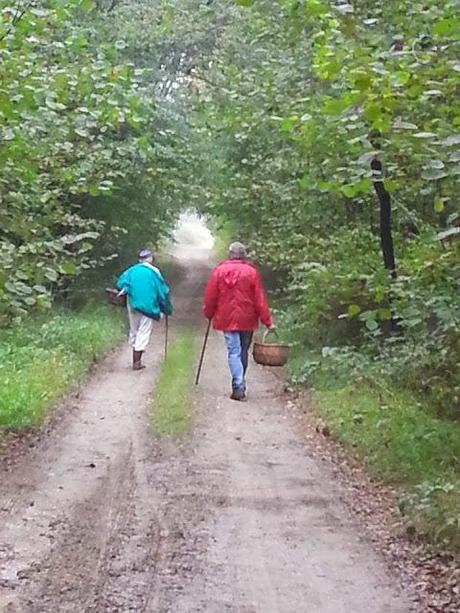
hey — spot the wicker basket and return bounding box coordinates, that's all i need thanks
[253,330,289,367]
[105,288,127,308]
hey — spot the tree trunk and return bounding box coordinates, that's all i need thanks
[371,157,397,279]
[369,154,400,335]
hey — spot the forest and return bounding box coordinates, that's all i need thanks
[1,0,459,554]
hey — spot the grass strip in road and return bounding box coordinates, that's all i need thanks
[0,305,125,429]
[152,331,196,436]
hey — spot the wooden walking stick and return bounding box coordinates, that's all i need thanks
[164,315,169,361]
[195,319,211,385]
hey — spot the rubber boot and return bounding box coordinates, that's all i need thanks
[133,350,145,371]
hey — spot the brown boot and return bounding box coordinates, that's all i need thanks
[230,388,246,401]
[133,350,145,370]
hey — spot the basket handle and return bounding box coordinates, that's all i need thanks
[263,328,279,342]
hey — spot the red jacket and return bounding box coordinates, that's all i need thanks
[203,259,273,331]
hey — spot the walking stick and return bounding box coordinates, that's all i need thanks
[195,319,211,385]
[164,315,169,361]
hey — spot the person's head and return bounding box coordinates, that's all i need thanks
[138,248,154,264]
[228,241,247,260]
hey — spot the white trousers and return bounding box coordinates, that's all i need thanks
[127,304,153,352]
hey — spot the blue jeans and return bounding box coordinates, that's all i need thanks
[224,331,254,392]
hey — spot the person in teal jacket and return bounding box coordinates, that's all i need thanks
[117,249,172,370]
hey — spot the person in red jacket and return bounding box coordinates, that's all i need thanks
[203,241,275,401]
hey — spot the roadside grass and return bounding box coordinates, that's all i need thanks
[276,315,460,551]
[152,331,196,436]
[315,384,460,485]
[0,305,125,429]
[315,384,460,548]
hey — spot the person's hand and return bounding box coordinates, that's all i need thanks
[268,323,276,332]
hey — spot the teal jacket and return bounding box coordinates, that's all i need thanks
[116,263,173,320]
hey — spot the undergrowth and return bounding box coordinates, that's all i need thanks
[0,305,124,429]
[152,331,196,436]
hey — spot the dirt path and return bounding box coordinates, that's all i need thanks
[0,237,412,612]
[148,330,411,613]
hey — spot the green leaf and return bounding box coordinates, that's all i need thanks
[433,18,459,37]
[322,98,348,116]
[365,318,379,331]
[434,197,445,213]
[359,311,379,331]
[30,8,49,17]
[45,269,58,282]
[413,132,437,139]
[280,115,298,132]
[60,261,78,275]
[422,168,448,181]
[348,304,361,317]
[341,185,356,198]
[80,0,95,12]
[306,0,327,17]
[298,175,312,189]
[2,128,15,141]
[33,285,47,294]
[437,228,460,241]
[75,128,90,138]
[378,308,392,321]
[441,134,460,147]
